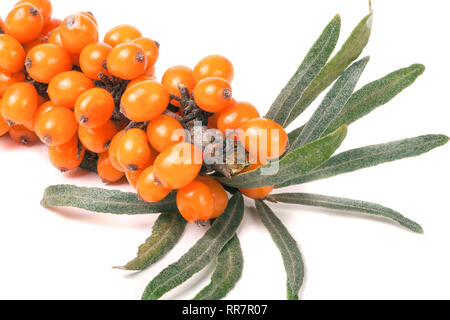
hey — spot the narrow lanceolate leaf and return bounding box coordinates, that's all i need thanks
[290,57,369,150]
[265,15,341,127]
[277,134,449,188]
[118,212,187,271]
[269,193,423,233]
[218,125,347,189]
[193,235,243,300]
[255,200,304,300]
[41,184,177,214]
[325,64,425,134]
[285,12,373,126]
[141,193,244,300]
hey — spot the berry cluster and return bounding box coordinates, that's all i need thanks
[0,0,289,223]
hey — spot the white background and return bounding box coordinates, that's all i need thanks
[0,0,449,300]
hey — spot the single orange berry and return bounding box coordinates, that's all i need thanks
[41,18,61,36]
[207,112,220,129]
[0,70,26,97]
[125,167,144,189]
[33,100,57,132]
[48,71,94,109]
[131,37,159,70]
[48,135,85,172]
[25,43,72,83]
[238,162,274,199]
[137,165,171,203]
[104,25,142,47]
[0,34,26,73]
[146,115,185,153]
[238,118,288,161]
[161,65,195,107]
[120,80,169,122]
[116,128,152,172]
[16,0,53,24]
[153,142,203,190]
[5,3,44,44]
[74,88,114,128]
[35,107,78,146]
[193,77,232,113]
[78,119,117,153]
[196,176,229,219]
[193,55,234,83]
[106,43,147,80]
[217,101,260,133]
[177,180,215,223]
[60,13,98,54]
[108,130,125,172]
[1,82,38,125]
[79,42,112,80]
[8,125,39,146]
[97,152,125,183]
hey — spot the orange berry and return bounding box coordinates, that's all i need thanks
[81,12,98,27]
[125,167,144,189]
[238,118,288,161]
[116,128,152,172]
[193,77,232,113]
[0,70,26,97]
[16,0,53,24]
[48,71,94,109]
[35,107,78,146]
[8,125,39,145]
[108,129,125,172]
[217,101,260,133]
[1,82,38,125]
[153,142,203,190]
[48,135,85,172]
[97,152,125,183]
[161,65,195,107]
[131,37,159,70]
[104,25,142,47]
[41,18,61,36]
[193,55,234,83]
[74,88,114,128]
[137,165,171,202]
[0,34,26,73]
[207,112,220,129]
[106,43,147,80]
[5,3,44,44]
[79,42,112,80]
[33,100,57,132]
[60,13,98,54]
[47,26,62,45]
[78,119,117,153]
[25,43,72,83]
[120,80,169,122]
[146,115,185,153]
[238,162,274,199]
[23,36,48,54]
[196,176,229,219]
[177,180,215,223]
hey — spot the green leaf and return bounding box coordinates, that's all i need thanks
[285,12,373,126]
[193,235,243,300]
[117,211,187,271]
[277,134,449,188]
[141,193,244,300]
[269,193,423,233]
[218,125,347,189]
[325,64,425,134]
[290,57,369,150]
[265,15,341,127]
[41,184,177,214]
[255,200,304,300]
